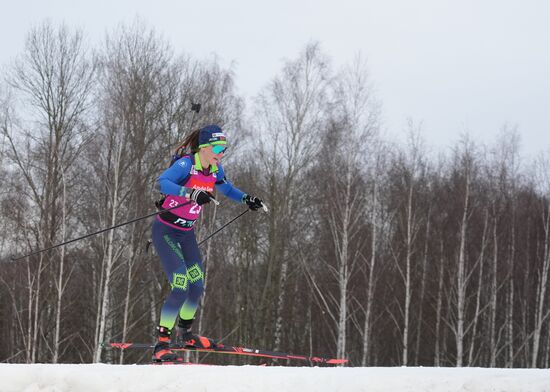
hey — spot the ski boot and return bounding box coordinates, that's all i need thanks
[173,318,219,349]
[152,326,179,362]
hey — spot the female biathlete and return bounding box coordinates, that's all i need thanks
[151,124,264,362]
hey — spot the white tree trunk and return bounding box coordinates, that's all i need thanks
[456,172,470,367]
[532,203,550,367]
[402,184,414,366]
[119,236,135,365]
[31,254,44,363]
[434,240,444,366]
[490,214,498,367]
[336,231,349,361]
[274,257,289,352]
[414,208,430,365]
[362,180,378,366]
[506,222,515,367]
[468,209,488,366]
[333,162,355,362]
[53,172,67,363]
[94,143,122,363]
[26,263,33,364]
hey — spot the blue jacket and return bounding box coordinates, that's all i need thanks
[157,154,245,203]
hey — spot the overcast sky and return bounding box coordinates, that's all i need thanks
[1,0,549,158]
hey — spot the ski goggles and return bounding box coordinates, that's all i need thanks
[212,145,227,154]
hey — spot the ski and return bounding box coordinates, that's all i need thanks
[150,361,209,366]
[151,361,267,366]
[105,342,347,365]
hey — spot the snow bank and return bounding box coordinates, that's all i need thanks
[0,364,548,392]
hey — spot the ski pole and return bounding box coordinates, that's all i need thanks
[197,199,269,245]
[197,200,268,245]
[10,200,194,261]
[198,208,249,246]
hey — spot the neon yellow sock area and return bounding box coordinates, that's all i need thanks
[159,310,178,330]
[178,303,197,321]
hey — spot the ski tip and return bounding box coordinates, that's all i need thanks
[109,343,133,349]
[326,358,348,364]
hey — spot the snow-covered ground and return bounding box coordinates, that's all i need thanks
[0,364,549,392]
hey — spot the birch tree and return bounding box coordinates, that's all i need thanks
[90,21,178,362]
[3,21,95,362]
[386,122,427,366]
[361,139,389,366]
[321,55,379,361]
[447,138,480,367]
[531,154,550,367]
[251,42,330,351]
[479,128,520,366]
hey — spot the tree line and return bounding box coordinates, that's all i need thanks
[1,21,549,367]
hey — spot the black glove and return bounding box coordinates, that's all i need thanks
[243,194,264,211]
[188,189,215,205]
